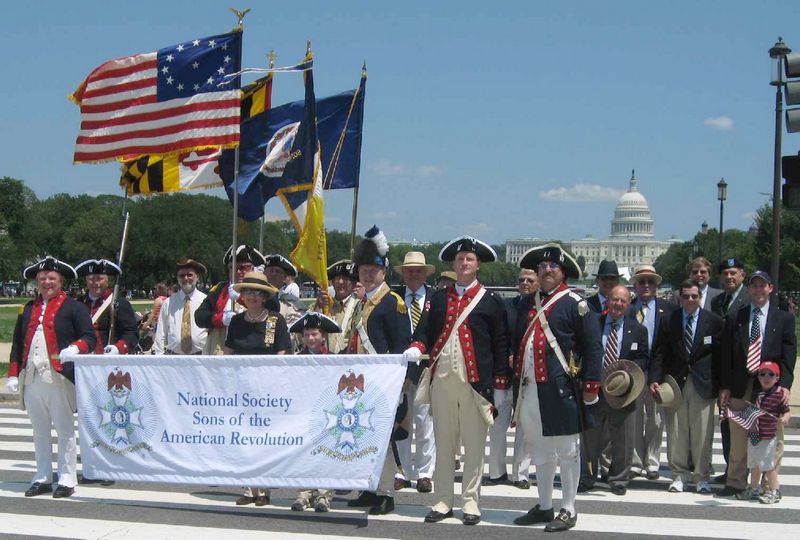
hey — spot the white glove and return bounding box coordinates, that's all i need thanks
[59,345,80,358]
[222,310,236,326]
[402,346,422,364]
[228,284,240,302]
[6,377,18,393]
[103,345,119,355]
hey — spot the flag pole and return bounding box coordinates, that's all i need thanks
[259,50,277,253]
[349,61,367,256]
[108,189,131,347]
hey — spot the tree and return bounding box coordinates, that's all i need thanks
[0,177,38,280]
[754,204,800,290]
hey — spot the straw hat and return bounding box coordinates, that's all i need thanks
[630,264,662,286]
[653,375,682,411]
[396,251,435,276]
[601,360,645,409]
[233,272,279,297]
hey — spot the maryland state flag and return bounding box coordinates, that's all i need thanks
[119,75,272,195]
[288,56,329,298]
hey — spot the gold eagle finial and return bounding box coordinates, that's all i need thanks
[230,8,251,30]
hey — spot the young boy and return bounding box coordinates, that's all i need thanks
[289,312,342,512]
[748,361,791,504]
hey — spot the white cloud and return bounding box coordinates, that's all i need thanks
[372,211,398,220]
[704,116,734,131]
[369,160,442,179]
[538,183,624,202]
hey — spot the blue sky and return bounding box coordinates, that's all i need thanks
[2,1,799,246]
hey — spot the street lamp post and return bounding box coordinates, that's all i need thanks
[770,37,791,290]
[717,177,727,263]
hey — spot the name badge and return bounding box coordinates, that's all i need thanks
[703,336,712,345]
[631,342,638,351]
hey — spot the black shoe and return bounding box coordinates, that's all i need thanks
[416,478,433,493]
[52,485,74,498]
[482,472,508,486]
[713,473,727,484]
[454,459,461,471]
[348,490,379,507]
[545,508,577,532]
[368,495,395,515]
[513,504,555,526]
[716,485,744,497]
[24,482,52,497]
[235,495,255,505]
[611,484,627,495]
[424,509,453,523]
[514,479,530,490]
[394,478,412,491]
[463,513,481,525]
[577,481,593,493]
[646,470,660,480]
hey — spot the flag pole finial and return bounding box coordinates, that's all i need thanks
[362,60,367,79]
[230,7,251,31]
[268,49,277,69]
[306,40,312,55]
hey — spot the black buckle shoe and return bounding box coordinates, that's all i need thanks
[368,495,395,515]
[544,508,577,532]
[482,472,508,486]
[52,485,74,498]
[347,490,379,507]
[513,479,530,490]
[463,513,481,525]
[513,504,555,526]
[424,509,453,523]
[24,482,53,497]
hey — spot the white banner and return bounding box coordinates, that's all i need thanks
[75,354,406,490]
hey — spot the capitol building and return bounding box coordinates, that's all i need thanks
[505,171,680,280]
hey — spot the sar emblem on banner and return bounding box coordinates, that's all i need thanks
[311,370,388,462]
[84,367,158,455]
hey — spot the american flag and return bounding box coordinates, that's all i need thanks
[721,401,772,431]
[70,31,242,164]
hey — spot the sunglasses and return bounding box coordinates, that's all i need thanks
[518,278,536,283]
[757,372,777,378]
[638,279,657,285]
[680,294,700,300]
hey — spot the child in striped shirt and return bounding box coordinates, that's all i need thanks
[748,361,791,504]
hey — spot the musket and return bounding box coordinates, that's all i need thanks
[107,209,131,347]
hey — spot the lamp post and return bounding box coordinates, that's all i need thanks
[701,220,709,236]
[717,178,727,263]
[770,37,791,290]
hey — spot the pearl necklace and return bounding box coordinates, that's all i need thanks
[244,309,268,323]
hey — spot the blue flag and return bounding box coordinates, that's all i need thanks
[223,75,366,221]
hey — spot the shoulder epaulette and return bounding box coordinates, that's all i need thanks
[209,282,224,294]
[569,291,589,317]
[19,304,26,315]
[390,291,407,314]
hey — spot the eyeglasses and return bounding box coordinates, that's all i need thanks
[757,372,777,378]
[680,294,700,300]
[638,279,657,285]
[518,278,536,283]
[537,262,560,270]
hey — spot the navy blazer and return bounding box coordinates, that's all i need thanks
[393,283,433,383]
[364,286,411,355]
[651,308,724,399]
[586,294,604,314]
[626,298,677,354]
[595,314,649,413]
[720,303,797,398]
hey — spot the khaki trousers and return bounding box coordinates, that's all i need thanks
[430,373,490,515]
[664,377,715,483]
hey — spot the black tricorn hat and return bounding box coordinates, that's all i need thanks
[23,256,77,280]
[519,243,582,280]
[289,312,342,334]
[353,225,390,268]
[176,258,207,274]
[75,259,122,277]
[223,245,266,266]
[327,259,357,281]
[264,254,298,277]
[439,235,497,262]
[594,260,622,278]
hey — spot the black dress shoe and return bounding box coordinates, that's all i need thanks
[348,490,378,507]
[463,513,481,525]
[513,479,530,490]
[368,495,395,515]
[577,481,593,493]
[715,485,744,497]
[611,484,627,495]
[646,470,660,480]
[713,473,727,484]
[482,472,508,486]
[513,504,554,526]
[544,508,577,532]
[254,495,269,506]
[424,509,453,523]
[24,482,52,497]
[416,477,433,493]
[52,485,74,498]
[235,495,255,505]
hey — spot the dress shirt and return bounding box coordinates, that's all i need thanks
[636,298,656,350]
[682,307,700,340]
[749,301,769,337]
[602,316,624,358]
[455,280,478,297]
[153,288,208,354]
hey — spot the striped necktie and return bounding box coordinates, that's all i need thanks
[603,321,619,368]
[410,293,422,330]
[181,295,192,353]
[684,313,694,356]
[747,307,762,373]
